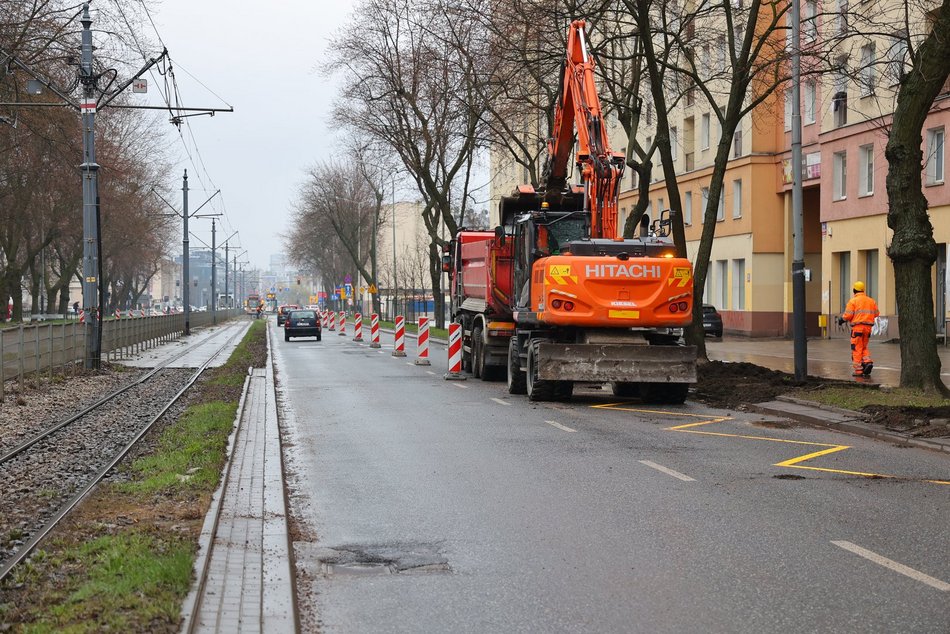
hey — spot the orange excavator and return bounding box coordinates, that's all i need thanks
[497,19,697,403]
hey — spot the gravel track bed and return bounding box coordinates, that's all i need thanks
[0,365,147,457]
[0,368,195,565]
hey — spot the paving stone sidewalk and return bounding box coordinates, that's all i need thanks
[179,326,295,634]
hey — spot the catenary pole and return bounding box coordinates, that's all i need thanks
[182,170,191,335]
[211,218,217,324]
[791,0,807,380]
[79,4,101,369]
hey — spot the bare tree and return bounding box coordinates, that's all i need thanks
[881,0,950,393]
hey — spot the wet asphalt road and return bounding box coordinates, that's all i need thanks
[273,322,949,633]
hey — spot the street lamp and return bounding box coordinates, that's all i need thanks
[392,175,397,320]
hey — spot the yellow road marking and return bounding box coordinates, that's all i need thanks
[592,403,950,485]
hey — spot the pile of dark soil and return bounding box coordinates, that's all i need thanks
[693,360,828,408]
[695,360,950,438]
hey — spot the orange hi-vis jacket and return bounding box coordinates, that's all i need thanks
[842,291,879,327]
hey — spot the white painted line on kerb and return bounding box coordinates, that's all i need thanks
[544,420,576,433]
[832,541,950,591]
[638,460,696,482]
[490,398,510,406]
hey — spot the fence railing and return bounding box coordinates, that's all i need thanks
[0,309,242,402]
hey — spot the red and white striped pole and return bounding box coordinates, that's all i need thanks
[322,310,329,330]
[392,315,407,357]
[353,313,363,342]
[328,310,336,331]
[114,308,121,320]
[127,309,134,319]
[415,317,430,366]
[444,322,466,380]
[79,309,85,324]
[369,313,381,349]
[338,310,346,336]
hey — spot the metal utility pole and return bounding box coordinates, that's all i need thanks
[211,218,217,324]
[392,177,397,319]
[182,171,191,335]
[79,4,101,368]
[791,0,807,380]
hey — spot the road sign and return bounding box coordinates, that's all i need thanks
[345,274,352,283]
[368,284,378,294]
[132,79,147,93]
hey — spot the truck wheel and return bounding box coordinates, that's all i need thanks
[554,381,574,401]
[610,382,639,397]
[472,324,483,379]
[526,339,557,402]
[639,382,689,405]
[506,336,527,395]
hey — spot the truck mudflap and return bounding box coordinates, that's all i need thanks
[536,343,697,383]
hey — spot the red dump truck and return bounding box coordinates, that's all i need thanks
[444,229,515,380]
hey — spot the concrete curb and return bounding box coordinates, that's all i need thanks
[749,398,950,455]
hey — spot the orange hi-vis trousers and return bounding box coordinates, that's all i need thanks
[850,324,873,373]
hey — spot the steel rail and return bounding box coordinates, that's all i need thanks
[0,323,240,466]
[0,323,248,583]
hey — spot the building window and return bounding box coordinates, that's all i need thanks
[658,197,665,214]
[631,168,638,190]
[833,60,848,127]
[837,251,851,313]
[926,127,945,184]
[717,189,725,221]
[804,0,818,41]
[717,35,727,71]
[732,179,742,218]
[784,88,793,131]
[732,259,746,310]
[718,259,729,308]
[859,144,874,196]
[888,35,907,85]
[684,190,692,225]
[833,151,847,200]
[701,113,711,150]
[701,187,710,223]
[670,127,678,161]
[733,128,743,158]
[860,43,876,97]
[804,80,816,124]
[837,0,849,34]
[863,249,879,300]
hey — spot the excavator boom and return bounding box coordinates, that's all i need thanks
[543,20,625,239]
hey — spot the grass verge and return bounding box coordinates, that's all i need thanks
[0,319,267,633]
[791,385,949,410]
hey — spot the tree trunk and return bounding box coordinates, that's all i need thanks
[429,240,445,328]
[884,0,950,394]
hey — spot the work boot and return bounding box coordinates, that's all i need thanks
[862,362,873,377]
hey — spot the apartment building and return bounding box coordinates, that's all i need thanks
[490,3,948,338]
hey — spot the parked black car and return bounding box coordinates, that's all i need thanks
[702,304,723,337]
[284,309,321,341]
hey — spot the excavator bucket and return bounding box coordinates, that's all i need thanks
[536,342,697,384]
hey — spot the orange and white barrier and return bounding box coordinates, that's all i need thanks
[140,309,146,318]
[127,309,134,319]
[115,308,121,320]
[392,315,407,357]
[444,322,466,380]
[369,313,381,348]
[353,313,363,342]
[328,310,335,331]
[338,311,346,336]
[415,317,431,366]
[322,310,329,330]
[79,309,85,324]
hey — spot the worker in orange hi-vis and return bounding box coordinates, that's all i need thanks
[837,281,880,377]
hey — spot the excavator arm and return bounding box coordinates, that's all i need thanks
[542,20,626,240]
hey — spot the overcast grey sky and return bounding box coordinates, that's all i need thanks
[145,0,358,272]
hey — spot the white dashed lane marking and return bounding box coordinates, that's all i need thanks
[638,460,696,482]
[544,420,576,433]
[832,541,950,591]
[490,398,510,406]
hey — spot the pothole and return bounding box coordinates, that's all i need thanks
[773,473,806,480]
[752,420,793,429]
[317,543,452,577]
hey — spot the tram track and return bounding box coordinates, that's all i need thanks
[0,323,247,583]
